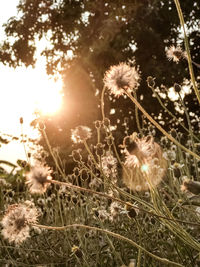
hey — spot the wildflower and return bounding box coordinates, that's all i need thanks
[110,201,123,218]
[26,163,52,194]
[71,126,92,143]
[1,201,39,244]
[101,151,118,180]
[89,177,102,189]
[166,45,185,63]
[103,62,140,97]
[123,135,167,191]
[93,208,110,221]
[125,203,139,219]
[181,178,200,195]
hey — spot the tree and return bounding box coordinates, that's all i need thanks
[1,0,200,170]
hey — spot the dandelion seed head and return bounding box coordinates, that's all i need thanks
[166,45,184,63]
[97,209,110,221]
[26,164,52,194]
[104,62,140,97]
[89,177,103,189]
[110,202,123,218]
[1,201,38,244]
[71,126,92,143]
[123,135,167,191]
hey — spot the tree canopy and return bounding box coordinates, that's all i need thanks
[1,0,200,169]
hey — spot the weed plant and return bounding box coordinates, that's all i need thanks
[1,1,200,266]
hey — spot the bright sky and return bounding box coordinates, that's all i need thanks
[0,1,63,168]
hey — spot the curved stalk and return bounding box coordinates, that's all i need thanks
[126,92,200,161]
[173,0,200,104]
[50,179,200,226]
[101,86,106,120]
[32,223,184,267]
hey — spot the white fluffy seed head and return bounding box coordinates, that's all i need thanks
[1,201,39,245]
[166,45,185,63]
[123,135,167,191]
[26,164,52,194]
[104,63,140,97]
[71,126,92,143]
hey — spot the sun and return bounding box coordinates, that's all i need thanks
[0,58,64,167]
[0,59,63,137]
[34,76,63,116]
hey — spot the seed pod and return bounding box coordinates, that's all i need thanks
[174,83,181,93]
[94,120,102,129]
[20,117,23,124]
[95,143,105,157]
[147,76,155,87]
[103,118,110,128]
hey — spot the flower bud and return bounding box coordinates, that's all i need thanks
[174,83,181,93]
[95,143,105,157]
[20,117,23,124]
[147,76,155,87]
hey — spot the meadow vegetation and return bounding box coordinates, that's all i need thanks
[0,1,200,267]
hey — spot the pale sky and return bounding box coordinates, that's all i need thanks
[0,1,63,168]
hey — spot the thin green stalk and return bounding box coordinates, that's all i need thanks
[20,123,30,164]
[148,84,200,142]
[50,179,200,226]
[101,85,106,120]
[126,92,200,161]
[133,91,143,136]
[99,220,124,265]
[173,0,200,104]
[178,92,199,176]
[97,127,101,143]
[57,193,64,226]
[150,188,200,252]
[32,223,184,267]
[42,129,65,177]
[135,219,142,267]
[83,140,98,166]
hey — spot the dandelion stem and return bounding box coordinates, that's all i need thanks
[126,92,200,161]
[32,223,184,267]
[101,86,106,120]
[173,0,200,104]
[148,84,200,142]
[133,91,143,136]
[42,129,65,177]
[20,123,30,164]
[83,140,98,166]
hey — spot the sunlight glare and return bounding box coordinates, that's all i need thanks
[0,60,63,137]
[34,77,63,116]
